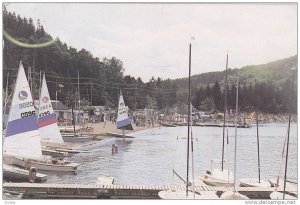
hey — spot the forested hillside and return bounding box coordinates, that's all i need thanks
[3,8,297,114]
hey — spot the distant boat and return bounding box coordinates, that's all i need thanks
[116,90,133,139]
[4,61,79,172]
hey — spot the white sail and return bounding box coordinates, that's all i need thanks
[38,74,64,143]
[4,61,43,160]
[116,90,133,130]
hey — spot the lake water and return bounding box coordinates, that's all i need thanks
[46,123,297,186]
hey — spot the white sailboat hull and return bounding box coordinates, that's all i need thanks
[270,192,297,200]
[62,135,93,142]
[220,191,249,199]
[201,169,234,187]
[240,178,271,188]
[158,190,204,199]
[12,157,79,172]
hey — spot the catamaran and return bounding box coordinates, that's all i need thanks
[202,54,234,187]
[4,61,79,172]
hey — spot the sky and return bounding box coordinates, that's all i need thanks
[5,3,297,82]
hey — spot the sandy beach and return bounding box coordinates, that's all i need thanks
[57,121,159,150]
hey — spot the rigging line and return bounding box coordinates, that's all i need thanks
[190,118,196,198]
[275,127,289,190]
[172,136,179,185]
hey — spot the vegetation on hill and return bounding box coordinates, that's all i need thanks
[3,7,297,114]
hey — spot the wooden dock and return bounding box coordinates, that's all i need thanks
[3,182,297,199]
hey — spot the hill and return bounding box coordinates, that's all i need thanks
[174,55,297,90]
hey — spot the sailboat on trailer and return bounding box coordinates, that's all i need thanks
[201,54,234,187]
[4,61,79,172]
[116,90,133,139]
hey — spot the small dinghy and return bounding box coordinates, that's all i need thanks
[220,191,249,199]
[3,164,47,183]
[270,192,297,200]
[240,178,271,188]
[158,190,204,199]
[96,176,115,185]
[201,168,234,187]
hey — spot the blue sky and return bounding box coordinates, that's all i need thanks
[5,3,297,81]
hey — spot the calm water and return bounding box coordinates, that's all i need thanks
[46,123,297,186]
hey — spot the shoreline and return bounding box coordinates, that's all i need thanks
[64,121,160,149]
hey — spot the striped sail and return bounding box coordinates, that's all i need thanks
[116,90,133,130]
[4,61,43,160]
[38,74,64,143]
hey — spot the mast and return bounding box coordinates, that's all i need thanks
[4,71,9,109]
[233,75,239,194]
[283,67,296,199]
[72,104,76,136]
[77,70,80,123]
[255,80,261,183]
[186,43,192,196]
[190,103,195,198]
[221,53,229,171]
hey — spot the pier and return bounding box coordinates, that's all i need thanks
[3,182,297,199]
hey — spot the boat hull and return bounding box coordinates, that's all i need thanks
[220,191,249,199]
[201,169,234,187]
[11,157,80,172]
[62,135,93,142]
[42,149,67,158]
[270,192,297,199]
[240,178,271,188]
[3,164,47,183]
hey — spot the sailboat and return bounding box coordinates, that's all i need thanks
[202,54,234,187]
[4,61,79,172]
[38,74,68,157]
[116,90,133,139]
[239,109,270,188]
[38,74,64,144]
[220,76,248,199]
[159,43,219,199]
